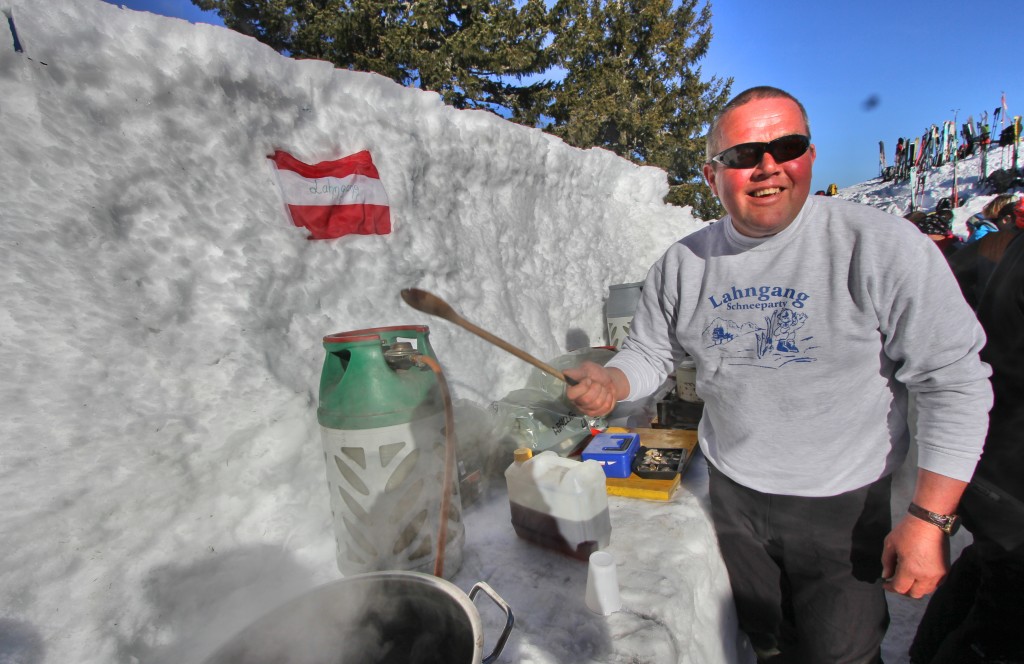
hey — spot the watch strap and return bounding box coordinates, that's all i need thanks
[907,502,959,535]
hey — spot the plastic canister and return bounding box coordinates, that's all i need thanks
[605,282,643,349]
[675,357,702,404]
[504,450,611,560]
[318,325,464,579]
[581,432,641,478]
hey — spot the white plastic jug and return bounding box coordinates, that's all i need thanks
[504,450,611,560]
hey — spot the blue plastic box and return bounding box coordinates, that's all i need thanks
[582,432,641,478]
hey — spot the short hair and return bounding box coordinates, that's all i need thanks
[994,200,1022,229]
[706,86,812,161]
[982,193,1019,220]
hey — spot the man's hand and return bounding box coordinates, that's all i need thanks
[880,514,950,599]
[563,361,627,417]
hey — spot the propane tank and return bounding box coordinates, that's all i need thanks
[317,325,464,579]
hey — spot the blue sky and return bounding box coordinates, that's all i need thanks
[102,0,1022,194]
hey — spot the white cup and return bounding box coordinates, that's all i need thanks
[585,550,621,615]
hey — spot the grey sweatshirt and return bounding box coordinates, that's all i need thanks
[607,195,992,496]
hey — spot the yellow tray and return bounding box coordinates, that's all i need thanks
[603,428,697,501]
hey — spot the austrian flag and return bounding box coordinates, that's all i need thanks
[269,149,392,239]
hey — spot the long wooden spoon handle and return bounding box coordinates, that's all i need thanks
[400,288,578,386]
[453,315,579,387]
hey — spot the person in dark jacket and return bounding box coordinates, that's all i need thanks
[962,195,1015,245]
[910,207,1024,663]
[949,198,1023,309]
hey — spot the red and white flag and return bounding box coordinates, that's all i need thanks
[269,149,391,239]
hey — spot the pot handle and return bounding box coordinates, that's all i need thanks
[469,582,514,664]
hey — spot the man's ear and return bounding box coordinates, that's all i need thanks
[702,162,718,196]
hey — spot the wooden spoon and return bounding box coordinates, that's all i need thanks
[400,288,579,386]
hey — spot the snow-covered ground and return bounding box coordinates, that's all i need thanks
[0,0,1005,662]
[843,140,1015,237]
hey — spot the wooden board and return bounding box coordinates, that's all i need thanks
[604,428,698,501]
[605,473,682,501]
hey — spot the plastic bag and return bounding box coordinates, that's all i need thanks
[489,388,601,457]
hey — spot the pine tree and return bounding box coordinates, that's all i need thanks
[193,0,730,219]
[539,0,730,219]
[192,0,552,113]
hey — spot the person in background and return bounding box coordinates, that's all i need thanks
[963,194,1019,244]
[964,215,999,245]
[910,202,1024,664]
[906,210,960,257]
[949,197,1023,309]
[565,86,992,664]
[978,193,1018,230]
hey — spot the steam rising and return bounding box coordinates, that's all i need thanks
[203,576,474,664]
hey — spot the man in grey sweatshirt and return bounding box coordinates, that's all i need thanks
[566,87,992,664]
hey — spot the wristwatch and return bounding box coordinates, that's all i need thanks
[907,503,960,536]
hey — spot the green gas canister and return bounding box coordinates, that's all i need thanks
[317,326,464,579]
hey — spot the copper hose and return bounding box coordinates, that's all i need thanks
[412,354,456,578]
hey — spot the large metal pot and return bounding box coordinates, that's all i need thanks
[202,571,514,664]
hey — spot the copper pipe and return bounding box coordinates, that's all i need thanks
[412,353,456,579]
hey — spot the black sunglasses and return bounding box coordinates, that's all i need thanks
[710,134,811,169]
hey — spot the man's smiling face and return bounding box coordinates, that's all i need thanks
[702,97,816,238]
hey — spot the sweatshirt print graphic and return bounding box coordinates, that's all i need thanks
[704,283,816,366]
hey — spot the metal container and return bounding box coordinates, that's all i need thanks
[201,571,514,664]
[675,358,702,404]
[318,326,464,579]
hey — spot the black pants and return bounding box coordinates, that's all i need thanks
[708,464,891,664]
[909,537,1024,663]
